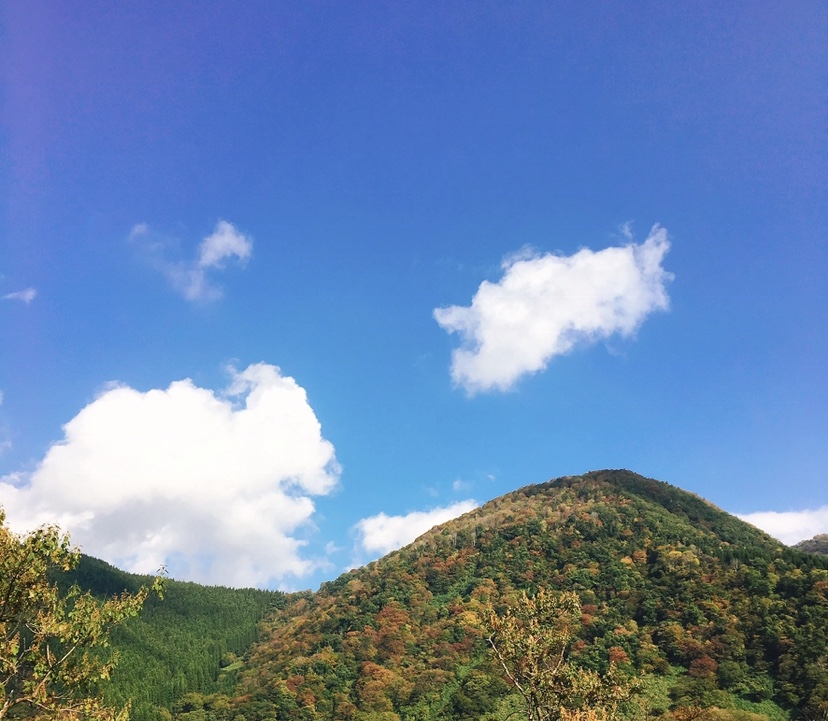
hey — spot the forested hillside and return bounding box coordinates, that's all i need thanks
[208,471,828,720]
[57,555,282,721]
[795,534,828,556]
[44,471,828,720]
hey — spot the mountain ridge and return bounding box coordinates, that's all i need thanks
[218,470,827,720]
[49,470,828,720]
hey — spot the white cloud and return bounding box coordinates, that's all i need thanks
[354,500,478,559]
[0,363,340,588]
[197,220,253,269]
[131,220,252,302]
[434,224,673,394]
[738,507,828,546]
[129,222,149,240]
[2,288,37,304]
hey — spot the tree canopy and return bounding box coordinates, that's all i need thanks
[485,588,636,721]
[215,471,828,720]
[0,509,161,720]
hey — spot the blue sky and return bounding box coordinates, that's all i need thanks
[1,1,826,590]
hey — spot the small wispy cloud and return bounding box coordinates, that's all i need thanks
[353,499,478,561]
[434,224,673,394]
[738,507,828,546]
[129,223,150,240]
[2,288,37,304]
[131,220,253,302]
[197,220,253,269]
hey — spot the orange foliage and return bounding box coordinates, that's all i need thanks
[607,646,630,664]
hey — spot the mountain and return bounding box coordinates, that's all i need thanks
[795,534,828,556]
[205,470,828,721]
[53,470,828,720]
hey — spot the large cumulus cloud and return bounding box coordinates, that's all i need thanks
[0,363,339,588]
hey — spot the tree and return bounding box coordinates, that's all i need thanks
[484,588,635,721]
[1,509,162,720]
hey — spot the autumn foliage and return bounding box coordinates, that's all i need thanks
[213,471,828,720]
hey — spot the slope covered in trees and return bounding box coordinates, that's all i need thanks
[56,555,282,721]
[795,535,828,556]
[216,471,828,720]
[1,510,159,721]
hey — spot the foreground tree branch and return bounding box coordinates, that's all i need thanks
[485,588,636,721]
[1,508,163,721]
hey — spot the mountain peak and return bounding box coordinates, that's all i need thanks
[225,470,828,718]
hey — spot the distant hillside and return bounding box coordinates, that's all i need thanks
[58,555,282,721]
[215,470,828,720]
[795,534,828,556]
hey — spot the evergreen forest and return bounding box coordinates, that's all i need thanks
[55,555,281,721]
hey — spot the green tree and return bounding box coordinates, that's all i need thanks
[485,588,635,721]
[0,509,162,720]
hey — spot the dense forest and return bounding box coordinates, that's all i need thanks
[218,471,828,720]
[54,471,828,720]
[795,535,828,557]
[56,555,281,721]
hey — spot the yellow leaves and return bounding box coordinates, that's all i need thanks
[0,510,161,721]
[484,588,637,721]
[456,609,483,631]
[559,709,611,721]
[356,662,412,713]
[310,646,338,668]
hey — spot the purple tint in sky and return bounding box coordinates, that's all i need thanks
[1,1,826,588]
